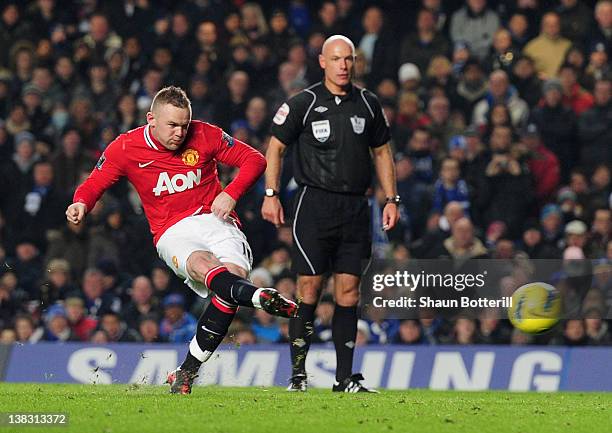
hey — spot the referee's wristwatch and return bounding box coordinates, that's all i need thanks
[385,195,402,206]
[265,188,279,197]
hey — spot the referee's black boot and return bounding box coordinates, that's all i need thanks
[332,373,379,393]
[287,374,308,392]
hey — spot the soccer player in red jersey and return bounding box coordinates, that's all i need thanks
[66,87,297,394]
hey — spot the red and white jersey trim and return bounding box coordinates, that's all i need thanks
[144,124,159,150]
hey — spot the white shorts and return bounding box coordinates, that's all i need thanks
[156,213,253,298]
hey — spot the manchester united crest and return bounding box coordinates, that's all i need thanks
[181,148,199,166]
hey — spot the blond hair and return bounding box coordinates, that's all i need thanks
[150,86,191,112]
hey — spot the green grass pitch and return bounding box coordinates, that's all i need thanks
[0,384,610,433]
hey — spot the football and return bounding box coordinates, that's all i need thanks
[508,282,562,334]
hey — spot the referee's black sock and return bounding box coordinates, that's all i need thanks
[181,295,237,374]
[289,302,316,376]
[206,266,260,308]
[332,304,358,382]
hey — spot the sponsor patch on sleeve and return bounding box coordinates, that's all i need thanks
[95,154,106,170]
[273,103,290,125]
[222,131,235,148]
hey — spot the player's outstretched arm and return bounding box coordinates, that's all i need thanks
[72,137,126,220]
[65,202,87,225]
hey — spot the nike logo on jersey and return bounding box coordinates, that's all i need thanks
[138,161,155,168]
[314,106,328,113]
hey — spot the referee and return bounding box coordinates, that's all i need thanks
[261,35,399,393]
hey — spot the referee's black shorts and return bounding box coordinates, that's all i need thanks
[291,185,371,276]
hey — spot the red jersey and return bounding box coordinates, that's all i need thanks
[74,121,266,244]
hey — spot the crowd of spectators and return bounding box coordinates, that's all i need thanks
[0,0,610,348]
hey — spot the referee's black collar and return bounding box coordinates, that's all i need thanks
[319,81,356,102]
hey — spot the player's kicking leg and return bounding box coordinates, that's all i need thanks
[167,256,297,394]
[186,252,298,318]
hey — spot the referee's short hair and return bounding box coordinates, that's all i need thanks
[151,86,191,112]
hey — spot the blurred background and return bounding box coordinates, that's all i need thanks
[0,0,610,351]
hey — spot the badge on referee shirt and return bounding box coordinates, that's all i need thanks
[273,103,290,125]
[350,116,365,134]
[311,120,330,142]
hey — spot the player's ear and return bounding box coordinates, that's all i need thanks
[318,53,326,70]
[146,111,155,126]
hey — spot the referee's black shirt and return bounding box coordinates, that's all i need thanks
[270,81,391,195]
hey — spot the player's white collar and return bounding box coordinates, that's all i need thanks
[144,125,160,151]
